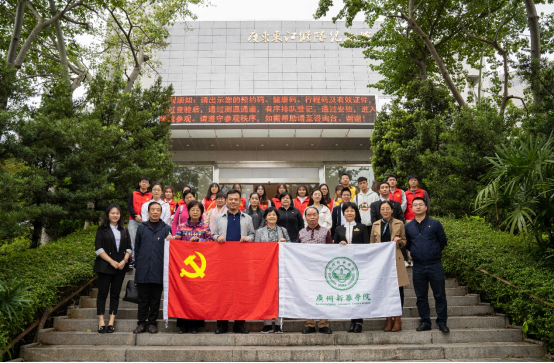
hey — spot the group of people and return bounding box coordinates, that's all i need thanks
[93,173,449,337]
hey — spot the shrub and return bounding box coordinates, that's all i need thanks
[440,217,554,352]
[0,226,97,356]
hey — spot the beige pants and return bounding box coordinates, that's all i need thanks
[305,319,329,328]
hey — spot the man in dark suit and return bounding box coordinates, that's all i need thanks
[331,188,361,238]
[370,182,404,224]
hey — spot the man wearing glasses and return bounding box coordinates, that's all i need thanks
[405,197,449,333]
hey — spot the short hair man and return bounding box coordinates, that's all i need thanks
[354,176,380,235]
[298,206,333,335]
[331,188,361,238]
[404,174,430,222]
[386,174,407,213]
[405,197,449,333]
[339,173,358,199]
[211,189,256,334]
[369,182,404,224]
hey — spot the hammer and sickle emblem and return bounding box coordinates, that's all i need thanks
[180,252,207,278]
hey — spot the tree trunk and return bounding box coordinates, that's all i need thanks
[48,0,69,83]
[523,0,541,104]
[30,220,42,249]
[6,0,26,65]
[124,48,145,93]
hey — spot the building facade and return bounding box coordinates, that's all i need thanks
[157,20,384,198]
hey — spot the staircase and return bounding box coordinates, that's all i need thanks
[21,269,546,361]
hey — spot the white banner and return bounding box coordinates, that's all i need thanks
[279,243,402,319]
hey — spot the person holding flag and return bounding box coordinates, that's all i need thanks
[370,200,409,332]
[211,189,256,334]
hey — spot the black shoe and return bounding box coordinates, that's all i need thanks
[106,325,115,333]
[233,326,249,334]
[302,326,316,334]
[438,324,450,333]
[354,324,363,333]
[191,327,198,334]
[261,325,274,334]
[347,322,356,333]
[416,323,432,331]
[319,327,332,334]
[215,326,228,334]
[178,327,187,334]
[98,326,106,334]
[274,325,283,334]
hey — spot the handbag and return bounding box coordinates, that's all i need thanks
[122,280,139,304]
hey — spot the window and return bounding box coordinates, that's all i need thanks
[172,166,213,200]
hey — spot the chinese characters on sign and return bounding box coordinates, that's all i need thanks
[162,95,377,124]
[247,30,372,43]
[315,292,372,306]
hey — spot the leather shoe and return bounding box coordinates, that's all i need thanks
[215,326,228,334]
[438,325,450,333]
[384,317,393,332]
[416,323,432,332]
[347,322,356,333]
[354,323,363,333]
[191,327,198,334]
[178,327,187,334]
[302,326,316,334]
[148,324,158,334]
[233,326,249,334]
[319,327,332,334]
[133,325,146,334]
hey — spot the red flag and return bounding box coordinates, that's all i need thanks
[165,241,279,321]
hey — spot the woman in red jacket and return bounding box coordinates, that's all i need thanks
[294,185,310,216]
[319,183,334,210]
[202,183,220,214]
[163,186,177,215]
[272,183,288,209]
[255,184,272,209]
[232,183,247,212]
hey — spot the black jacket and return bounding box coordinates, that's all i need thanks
[277,206,305,240]
[370,199,405,224]
[331,205,361,238]
[245,206,265,230]
[334,223,369,244]
[405,217,447,265]
[94,225,132,275]
[135,220,172,284]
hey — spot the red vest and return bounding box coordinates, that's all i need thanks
[239,196,246,212]
[294,197,310,216]
[164,199,177,215]
[130,190,152,220]
[389,188,404,205]
[405,188,426,220]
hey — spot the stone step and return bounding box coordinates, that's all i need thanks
[89,285,469,299]
[20,342,546,361]
[67,304,494,320]
[53,315,509,333]
[79,294,481,309]
[37,328,524,346]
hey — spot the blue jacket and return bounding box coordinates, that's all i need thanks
[405,217,447,265]
[135,220,171,284]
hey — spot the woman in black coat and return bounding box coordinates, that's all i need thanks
[334,202,369,333]
[94,204,132,334]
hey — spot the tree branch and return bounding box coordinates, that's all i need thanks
[107,7,139,67]
[6,0,26,65]
[429,0,447,39]
[61,14,90,29]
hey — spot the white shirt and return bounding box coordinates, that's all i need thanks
[298,196,308,203]
[344,221,357,244]
[109,224,121,252]
[141,199,171,224]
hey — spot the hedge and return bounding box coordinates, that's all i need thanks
[0,226,97,356]
[440,217,554,353]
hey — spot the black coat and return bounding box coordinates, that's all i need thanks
[370,200,405,224]
[334,223,369,244]
[94,225,132,275]
[135,221,172,284]
[245,206,265,230]
[331,205,361,238]
[277,206,305,240]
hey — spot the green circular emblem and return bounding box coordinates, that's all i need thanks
[325,257,359,291]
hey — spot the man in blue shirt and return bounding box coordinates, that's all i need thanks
[211,189,256,334]
[405,197,449,333]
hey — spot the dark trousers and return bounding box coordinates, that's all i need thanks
[177,319,204,329]
[217,320,245,330]
[412,262,447,326]
[401,246,409,261]
[137,283,163,326]
[96,272,126,315]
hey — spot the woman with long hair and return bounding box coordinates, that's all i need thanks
[203,183,220,213]
[94,204,132,334]
[293,185,310,216]
[245,192,265,230]
[173,200,212,334]
[306,189,332,229]
[171,190,197,235]
[334,184,344,206]
[232,183,247,211]
[272,183,288,209]
[318,183,334,210]
[255,184,272,209]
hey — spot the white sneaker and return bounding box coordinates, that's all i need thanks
[404,261,410,268]
[260,325,274,333]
